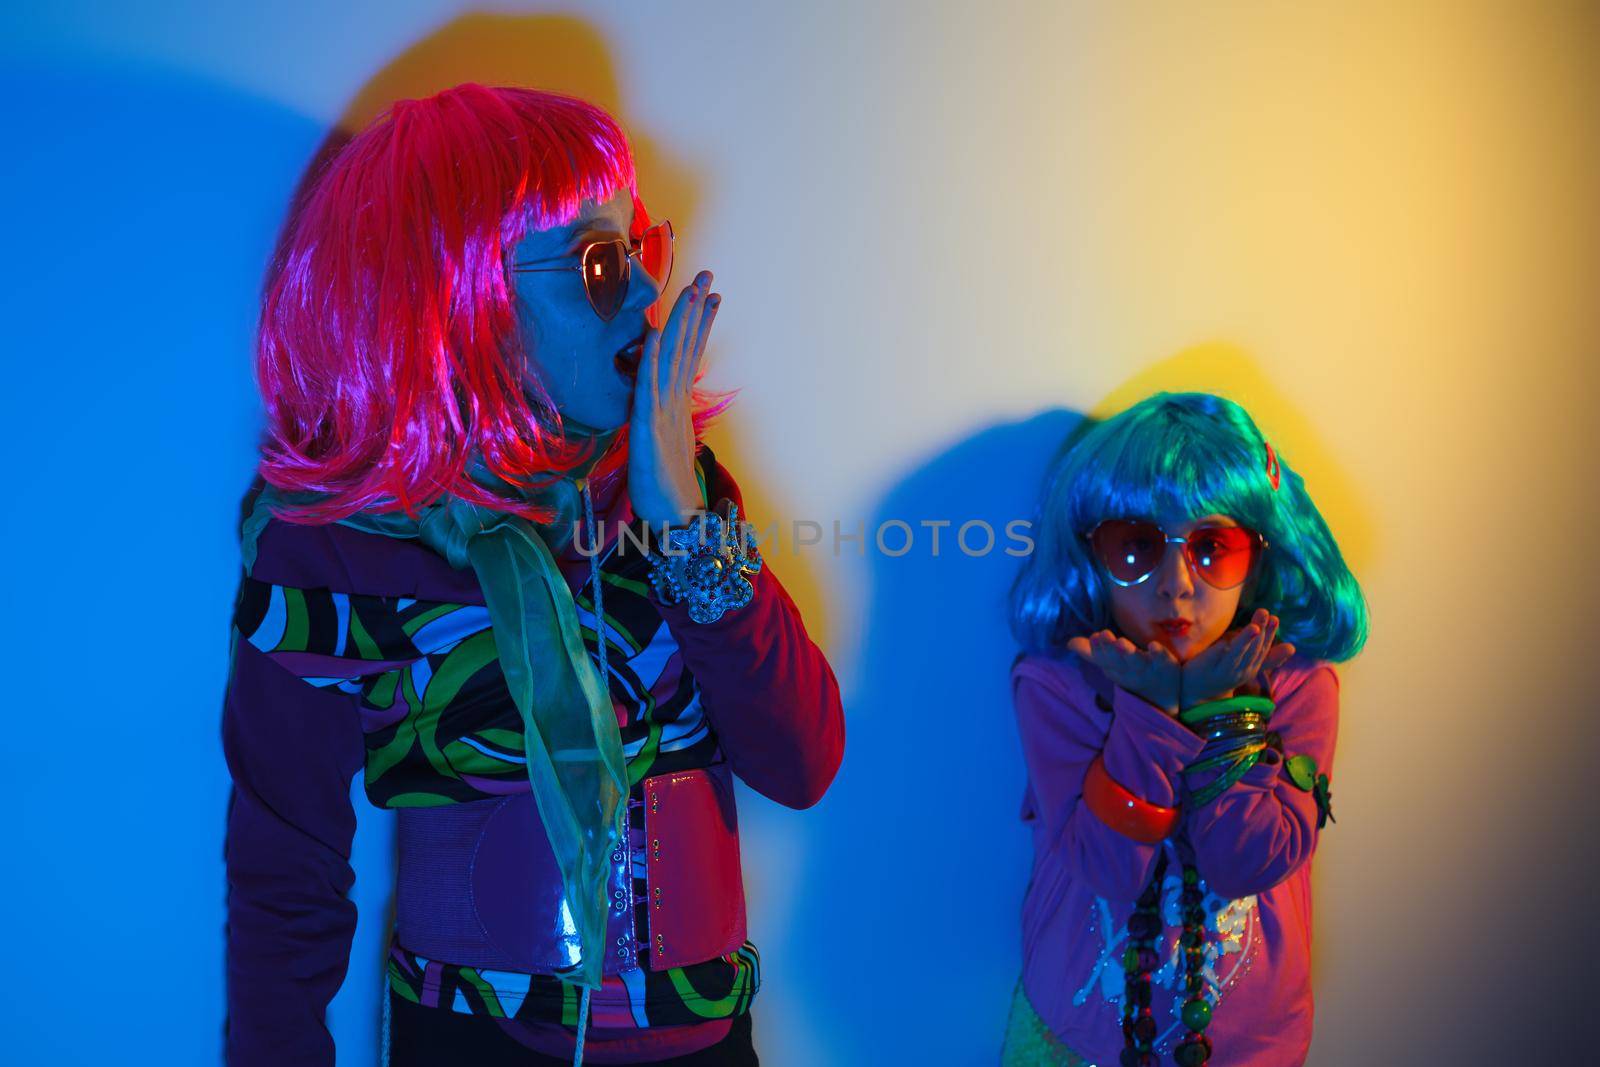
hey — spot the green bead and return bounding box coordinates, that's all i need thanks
[1286,754,1318,791]
[1123,947,1141,972]
[1183,867,1199,885]
[1181,997,1213,1032]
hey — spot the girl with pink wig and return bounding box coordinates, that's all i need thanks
[222,83,844,1067]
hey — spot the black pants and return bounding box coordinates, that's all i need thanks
[387,989,759,1066]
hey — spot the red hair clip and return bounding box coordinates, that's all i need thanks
[1264,441,1281,492]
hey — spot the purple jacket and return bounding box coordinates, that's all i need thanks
[1012,651,1339,1066]
[221,456,846,1065]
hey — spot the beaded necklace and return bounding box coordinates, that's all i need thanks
[1117,694,1276,1067]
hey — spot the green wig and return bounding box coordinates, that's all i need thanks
[1009,391,1368,662]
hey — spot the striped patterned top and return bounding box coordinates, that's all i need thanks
[231,549,726,806]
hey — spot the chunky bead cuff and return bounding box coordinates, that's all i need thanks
[646,499,763,624]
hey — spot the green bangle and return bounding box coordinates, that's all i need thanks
[1188,750,1264,808]
[1185,744,1260,776]
[1178,694,1275,727]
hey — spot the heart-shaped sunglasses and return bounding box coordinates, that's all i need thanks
[1085,519,1268,590]
[511,219,674,324]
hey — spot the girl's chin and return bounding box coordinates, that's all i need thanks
[554,396,631,436]
[1151,631,1198,662]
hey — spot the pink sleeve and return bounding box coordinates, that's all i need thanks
[1182,664,1340,899]
[649,459,846,810]
[1012,656,1207,900]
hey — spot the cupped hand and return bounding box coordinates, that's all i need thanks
[628,270,720,528]
[1066,630,1183,717]
[1180,608,1296,709]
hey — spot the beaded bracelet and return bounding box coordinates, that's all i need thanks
[645,500,763,624]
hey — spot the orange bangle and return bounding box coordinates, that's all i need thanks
[1082,754,1181,843]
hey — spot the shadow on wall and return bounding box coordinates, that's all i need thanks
[263,14,703,311]
[700,416,837,650]
[784,407,1087,1064]
[1091,341,1376,573]
[1,52,372,1067]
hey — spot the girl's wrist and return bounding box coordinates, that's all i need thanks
[1180,687,1235,713]
[1128,685,1180,718]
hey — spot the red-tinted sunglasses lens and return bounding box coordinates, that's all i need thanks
[1091,520,1166,584]
[1184,525,1259,589]
[581,240,630,321]
[638,220,674,330]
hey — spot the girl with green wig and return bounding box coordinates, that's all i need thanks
[1004,391,1367,1066]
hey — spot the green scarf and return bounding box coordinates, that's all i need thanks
[239,435,628,992]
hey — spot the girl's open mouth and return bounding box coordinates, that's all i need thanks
[1156,620,1192,638]
[614,336,645,378]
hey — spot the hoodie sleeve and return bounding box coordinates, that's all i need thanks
[1181,663,1340,899]
[1012,654,1207,901]
[643,448,846,810]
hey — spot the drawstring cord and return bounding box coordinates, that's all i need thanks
[379,481,611,1067]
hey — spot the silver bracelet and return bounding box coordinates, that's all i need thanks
[646,501,763,624]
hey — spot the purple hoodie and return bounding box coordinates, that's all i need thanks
[1012,651,1339,1066]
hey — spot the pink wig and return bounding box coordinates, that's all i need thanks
[254,83,731,523]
